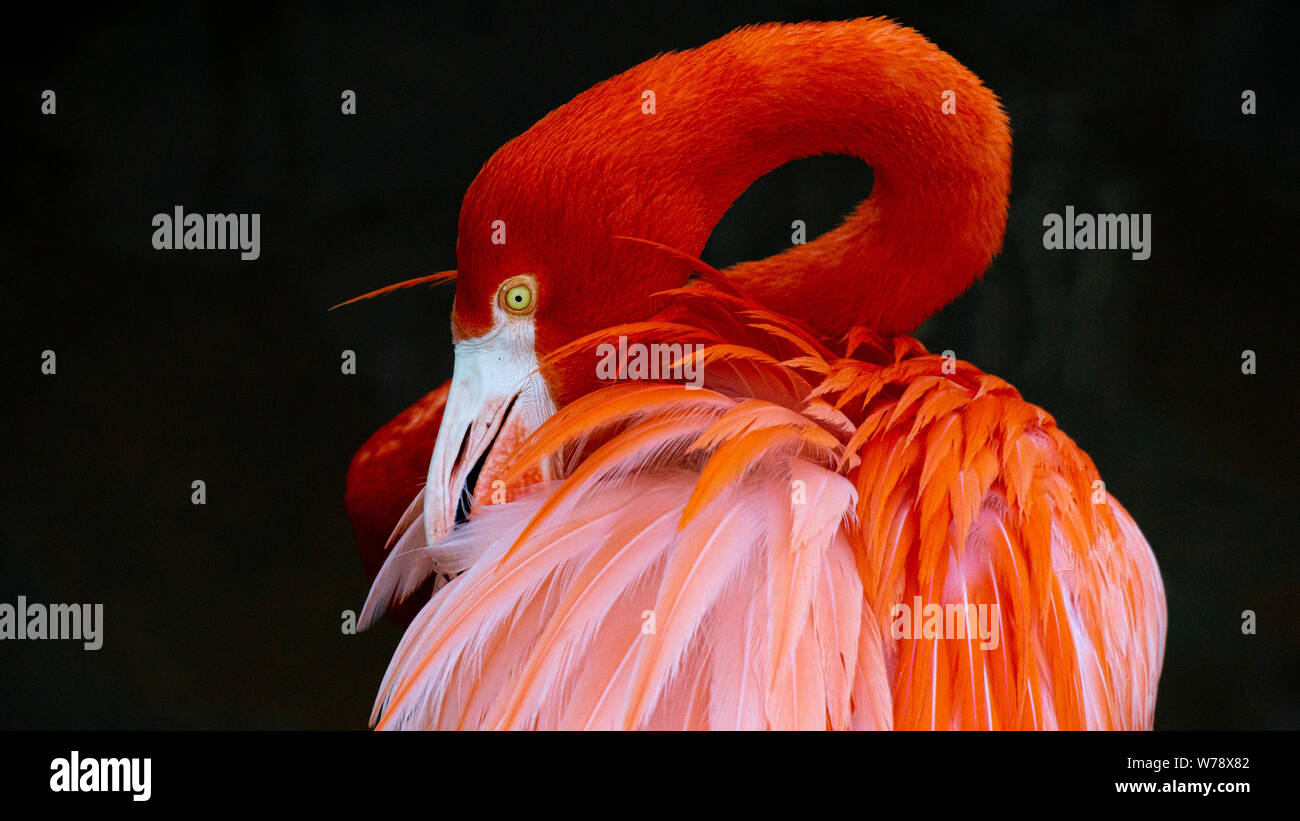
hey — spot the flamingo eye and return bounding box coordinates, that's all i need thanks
[498,276,536,314]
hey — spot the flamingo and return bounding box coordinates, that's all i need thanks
[343,18,1166,730]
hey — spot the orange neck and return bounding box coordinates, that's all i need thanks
[707,21,1013,337]
[459,18,1012,403]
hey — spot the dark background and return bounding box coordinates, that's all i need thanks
[2,1,1295,729]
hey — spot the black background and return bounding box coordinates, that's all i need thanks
[2,1,1295,729]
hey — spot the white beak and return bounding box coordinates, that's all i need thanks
[423,315,555,546]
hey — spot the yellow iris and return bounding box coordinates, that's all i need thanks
[501,280,534,313]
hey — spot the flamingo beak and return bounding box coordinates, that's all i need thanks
[423,321,556,546]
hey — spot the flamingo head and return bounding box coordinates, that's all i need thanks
[421,102,702,546]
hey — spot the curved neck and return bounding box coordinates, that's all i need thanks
[672,20,1013,337]
[464,18,1011,351]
